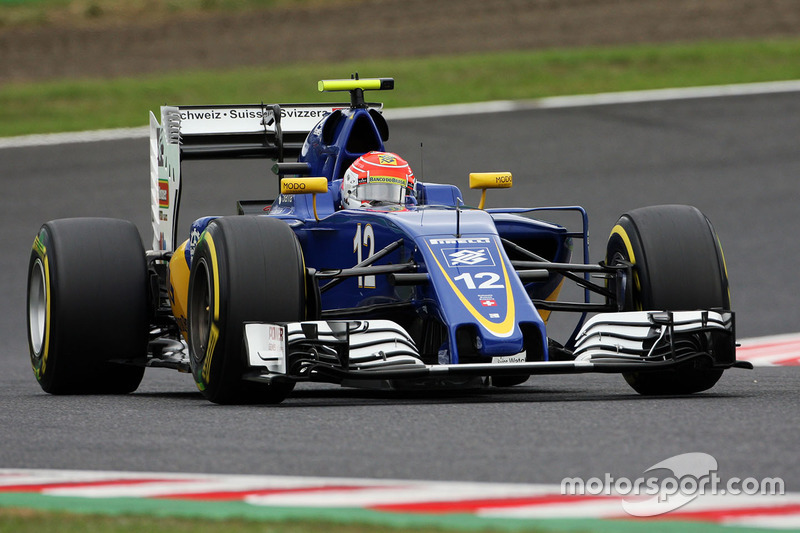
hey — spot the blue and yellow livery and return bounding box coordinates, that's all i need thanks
[25,75,744,404]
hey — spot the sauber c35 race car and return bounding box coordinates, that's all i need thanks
[26,77,751,404]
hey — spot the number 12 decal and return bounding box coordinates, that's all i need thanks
[453,272,504,289]
[353,223,375,288]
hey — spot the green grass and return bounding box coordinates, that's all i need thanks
[2,38,800,138]
[0,507,556,533]
[0,508,493,533]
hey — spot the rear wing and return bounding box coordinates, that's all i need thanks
[149,102,381,251]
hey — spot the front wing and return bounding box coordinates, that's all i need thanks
[241,311,750,386]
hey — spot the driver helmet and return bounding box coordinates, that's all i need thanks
[341,152,416,209]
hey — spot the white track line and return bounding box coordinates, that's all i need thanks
[386,80,800,119]
[0,126,149,149]
[2,80,800,150]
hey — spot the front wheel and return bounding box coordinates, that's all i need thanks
[27,218,148,394]
[606,205,730,395]
[188,216,305,404]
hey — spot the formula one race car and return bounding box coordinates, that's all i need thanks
[26,77,751,404]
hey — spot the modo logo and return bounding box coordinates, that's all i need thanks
[283,182,306,190]
[495,175,512,184]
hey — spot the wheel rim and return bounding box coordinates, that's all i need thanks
[28,258,47,356]
[189,258,212,362]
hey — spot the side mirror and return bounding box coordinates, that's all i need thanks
[469,172,513,209]
[281,177,329,220]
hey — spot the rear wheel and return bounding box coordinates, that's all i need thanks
[606,205,730,395]
[27,218,148,394]
[188,216,305,404]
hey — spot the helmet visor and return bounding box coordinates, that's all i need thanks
[356,175,407,204]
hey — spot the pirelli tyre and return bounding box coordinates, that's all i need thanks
[27,218,148,394]
[606,205,731,395]
[188,216,305,404]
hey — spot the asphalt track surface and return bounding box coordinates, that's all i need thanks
[1,92,799,492]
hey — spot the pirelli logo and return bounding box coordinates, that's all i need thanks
[428,237,491,245]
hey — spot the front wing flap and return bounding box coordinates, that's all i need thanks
[242,310,748,385]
